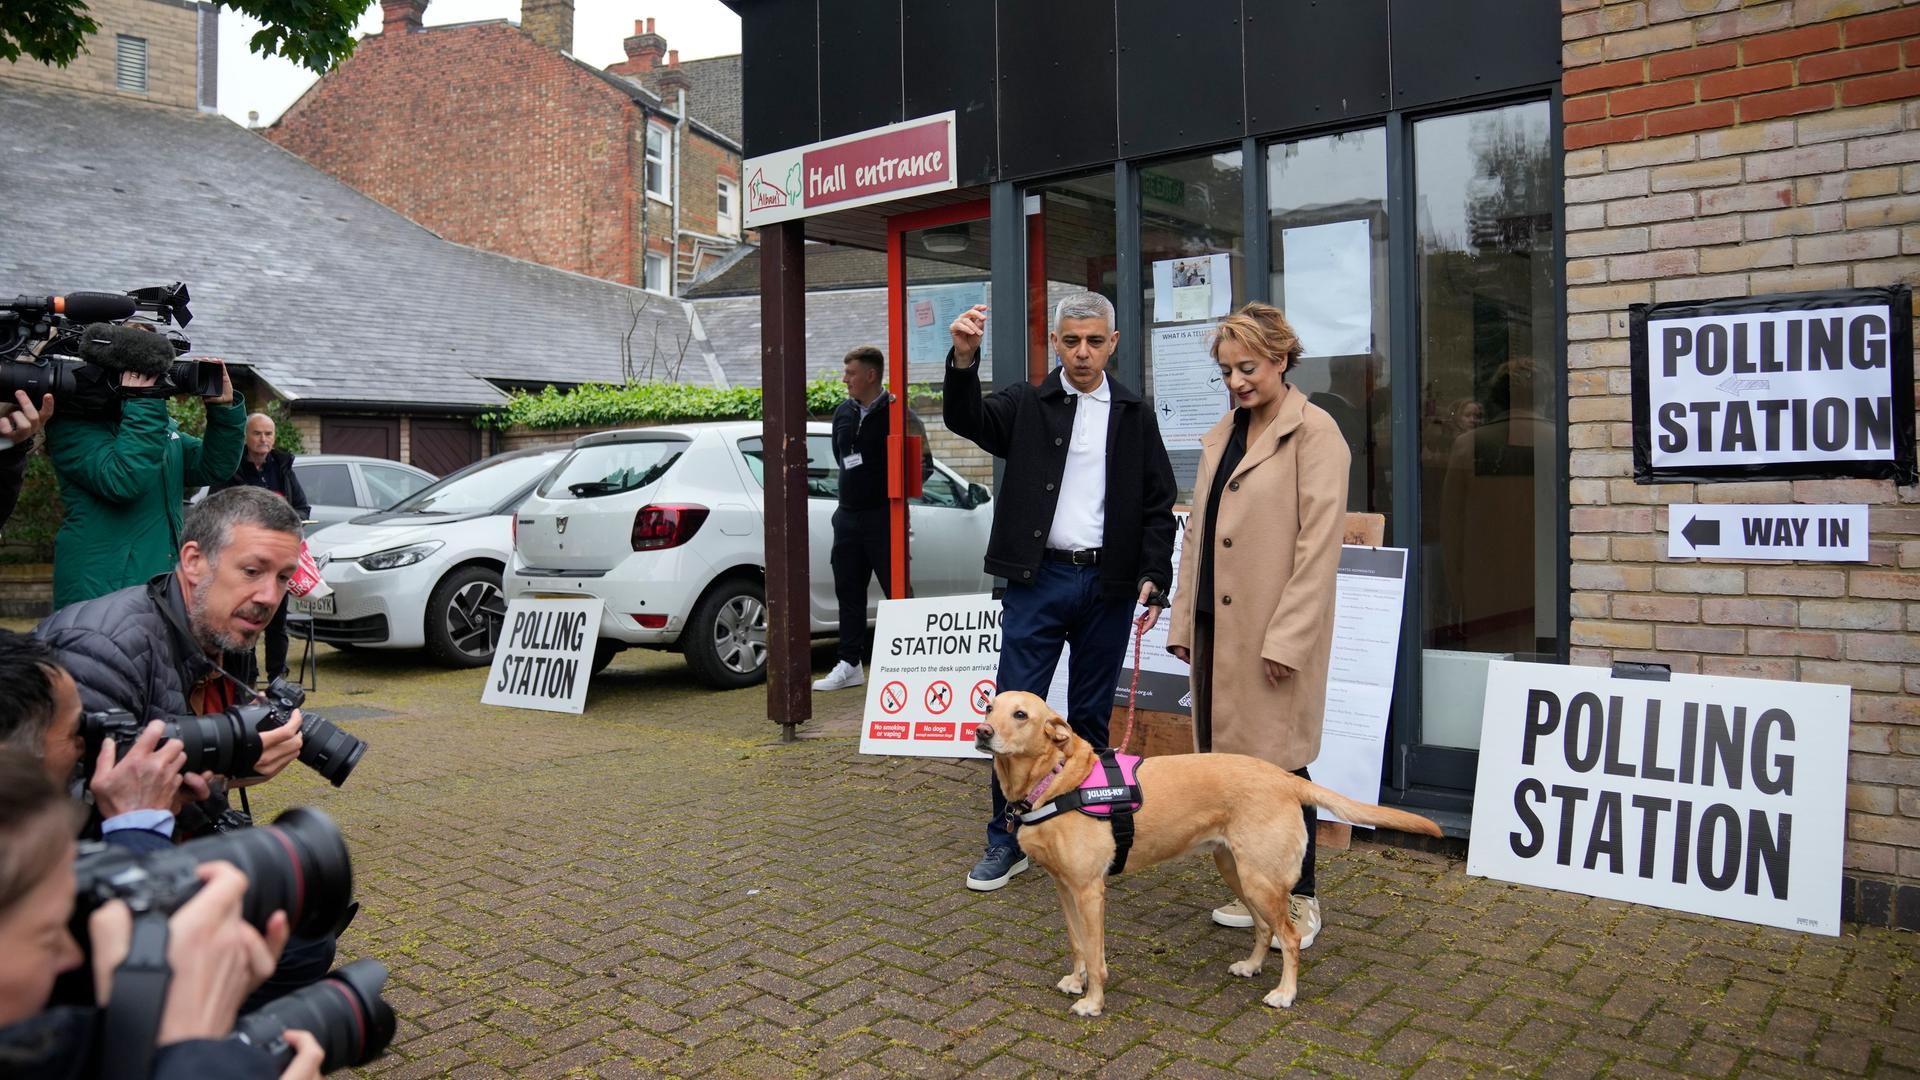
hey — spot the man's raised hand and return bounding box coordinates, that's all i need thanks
[949,304,988,366]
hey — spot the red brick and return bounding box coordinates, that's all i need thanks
[1700,61,1793,99]
[1908,38,1920,67]
[1650,42,1739,80]
[1567,115,1648,150]
[1611,79,1697,115]
[1646,100,1737,137]
[1740,84,1837,122]
[1844,7,1920,46]
[1742,24,1843,64]
[1566,93,1609,124]
[1566,57,1648,95]
[1842,68,1920,107]
[1798,42,1902,83]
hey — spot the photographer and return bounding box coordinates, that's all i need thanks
[44,346,244,609]
[0,389,54,531]
[0,750,323,1079]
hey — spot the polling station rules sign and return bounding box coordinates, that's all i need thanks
[1630,286,1915,484]
[1467,662,1849,936]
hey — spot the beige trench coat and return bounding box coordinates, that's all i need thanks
[1166,388,1350,770]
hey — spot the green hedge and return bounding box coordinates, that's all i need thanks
[167,396,306,453]
[476,380,944,432]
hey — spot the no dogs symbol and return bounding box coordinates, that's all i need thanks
[970,680,995,715]
[880,681,909,715]
[925,680,954,714]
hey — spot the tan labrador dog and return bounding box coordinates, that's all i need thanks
[974,690,1442,1016]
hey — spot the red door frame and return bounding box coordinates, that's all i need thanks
[883,200,991,598]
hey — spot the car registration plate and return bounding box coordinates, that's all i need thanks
[293,593,335,616]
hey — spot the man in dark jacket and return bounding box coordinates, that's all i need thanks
[211,413,310,684]
[944,291,1177,891]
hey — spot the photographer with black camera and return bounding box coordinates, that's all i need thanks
[0,749,325,1079]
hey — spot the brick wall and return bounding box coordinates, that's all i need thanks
[3,0,202,111]
[269,21,640,285]
[1562,0,1920,926]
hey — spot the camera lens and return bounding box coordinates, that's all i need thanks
[167,711,265,778]
[297,713,367,788]
[179,806,353,938]
[231,959,396,1072]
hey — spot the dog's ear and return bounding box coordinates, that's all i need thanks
[1045,716,1072,745]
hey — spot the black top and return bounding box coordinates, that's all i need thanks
[1197,408,1252,616]
[831,392,892,511]
[212,448,311,519]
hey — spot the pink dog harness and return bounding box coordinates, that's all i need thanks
[1014,749,1144,874]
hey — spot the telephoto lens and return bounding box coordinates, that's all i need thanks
[261,677,368,787]
[73,806,355,940]
[231,959,397,1073]
[78,706,268,779]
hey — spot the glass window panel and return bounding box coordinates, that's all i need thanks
[1414,101,1560,750]
[294,463,354,508]
[1031,172,1120,389]
[1267,127,1391,525]
[1139,151,1245,499]
[363,465,429,508]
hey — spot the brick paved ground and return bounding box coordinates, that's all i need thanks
[170,644,1920,1077]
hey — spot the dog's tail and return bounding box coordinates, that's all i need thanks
[1297,779,1444,837]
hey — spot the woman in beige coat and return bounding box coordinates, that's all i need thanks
[1167,302,1350,948]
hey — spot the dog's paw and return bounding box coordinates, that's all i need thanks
[1056,973,1086,995]
[1070,997,1103,1018]
[1262,987,1296,1009]
[1228,960,1263,978]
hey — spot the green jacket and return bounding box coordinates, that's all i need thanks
[45,398,247,609]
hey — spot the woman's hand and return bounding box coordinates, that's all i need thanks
[1168,645,1189,664]
[1263,659,1295,688]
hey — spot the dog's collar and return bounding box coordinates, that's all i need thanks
[1004,753,1066,823]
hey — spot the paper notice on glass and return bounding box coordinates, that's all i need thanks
[1149,325,1229,450]
[1280,219,1372,357]
[905,280,991,370]
[1309,546,1407,827]
[1152,252,1232,323]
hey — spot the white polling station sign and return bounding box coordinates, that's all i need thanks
[1668,503,1868,562]
[859,593,997,758]
[1467,661,1849,936]
[481,597,603,715]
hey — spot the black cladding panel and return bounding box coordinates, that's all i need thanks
[1245,0,1389,135]
[996,0,1118,181]
[1117,0,1244,158]
[741,0,819,156]
[1389,0,1561,109]
[819,0,902,139]
[903,0,997,185]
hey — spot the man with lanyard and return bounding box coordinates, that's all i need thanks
[944,292,1177,891]
[212,412,310,686]
[815,346,921,692]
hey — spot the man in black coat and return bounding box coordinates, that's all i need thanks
[210,413,310,684]
[944,291,1176,891]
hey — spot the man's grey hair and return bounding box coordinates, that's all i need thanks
[247,412,276,428]
[1053,291,1116,332]
[183,486,304,566]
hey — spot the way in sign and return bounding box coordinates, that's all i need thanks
[1669,504,1867,562]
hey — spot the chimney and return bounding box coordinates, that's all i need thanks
[520,0,574,52]
[382,0,427,32]
[655,48,692,97]
[608,17,667,75]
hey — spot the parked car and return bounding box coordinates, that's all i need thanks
[293,446,569,666]
[293,455,437,532]
[504,421,993,688]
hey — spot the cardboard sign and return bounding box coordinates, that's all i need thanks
[1467,661,1848,936]
[743,112,958,227]
[1631,286,1916,484]
[859,594,998,758]
[481,598,603,715]
[1668,504,1869,562]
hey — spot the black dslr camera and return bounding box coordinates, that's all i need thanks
[0,284,222,418]
[79,676,368,788]
[71,808,396,1074]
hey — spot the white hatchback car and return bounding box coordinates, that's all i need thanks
[295,446,570,666]
[504,420,993,688]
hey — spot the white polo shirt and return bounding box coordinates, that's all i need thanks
[1047,372,1111,551]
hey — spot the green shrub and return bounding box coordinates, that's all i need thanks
[476,380,945,432]
[0,452,62,562]
[168,396,305,453]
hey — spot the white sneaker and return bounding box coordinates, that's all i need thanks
[1211,898,1254,928]
[1290,895,1322,950]
[812,660,864,692]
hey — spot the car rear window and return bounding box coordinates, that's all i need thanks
[539,438,689,500]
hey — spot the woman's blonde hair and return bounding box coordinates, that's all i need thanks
[1211,302,1304,380]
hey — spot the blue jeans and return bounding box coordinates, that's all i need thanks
[987,561,1135,850]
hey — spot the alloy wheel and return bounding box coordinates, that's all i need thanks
[712,594,768,674]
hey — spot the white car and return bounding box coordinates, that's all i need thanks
[295,446,570,666]
[504,420,994,688]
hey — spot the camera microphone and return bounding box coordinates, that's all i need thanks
[6,292,137,323]
[78,321,178,376]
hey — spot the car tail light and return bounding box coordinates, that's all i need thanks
[631,504,709,551]
[632,613,669,629]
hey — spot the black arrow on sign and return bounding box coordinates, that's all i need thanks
[1680,515,1720,549]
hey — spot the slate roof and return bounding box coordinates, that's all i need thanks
[0,81,712,410]
[628,54,743,145]
[685,244,987,298]
[694,290,888,388]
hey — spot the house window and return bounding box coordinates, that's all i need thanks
[116,35,148,93]
[717,178,738,235]
[644,125,671,201]
[644,251,669,294]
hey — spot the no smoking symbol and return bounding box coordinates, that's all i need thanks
[925,680,954,714]
[970,680,995,715]
[880,680,908,714]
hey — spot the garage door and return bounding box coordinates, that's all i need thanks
[320,416,400,460]
[411,417,483,476]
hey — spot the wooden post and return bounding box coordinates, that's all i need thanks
[761,220,810,741]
